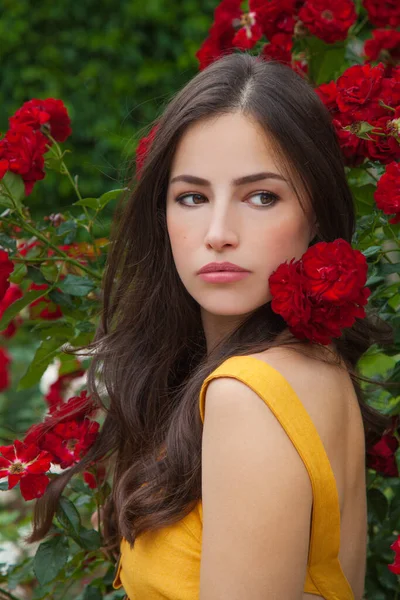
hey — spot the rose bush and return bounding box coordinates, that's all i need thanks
[0,1,399,598]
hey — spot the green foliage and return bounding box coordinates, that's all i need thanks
[0,0,216,218]
[0,1,400,599]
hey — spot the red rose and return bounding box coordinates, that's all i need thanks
[254,0,299,40]
[0,439,52,501]
[364,29,400,63]
[374,161,400,225]
[261,33,293,65]
[232,15,263,51]
[0,159,8,179]
[331,116,367,167]
[27,282,63,320]
[0,250,14,302]
[362,0,400,28]
[315,81,339,114]
[45,368,86,411]
[389,534,400,575]
[365,116,400,164]
[336,63,385,119]
[0,347,11,391]
[298,0,356,44]
[0,283,23,338]
[302,239,369,304]
[366,433,399,477]
[269,258,312,325]
[269,240,371,345]
[135,124,159,179]
[0,125,48,195]
[196,32,228,71]
[9,98,72,144]
[40,418,99,469]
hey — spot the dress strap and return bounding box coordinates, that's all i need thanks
[199,355,354,597]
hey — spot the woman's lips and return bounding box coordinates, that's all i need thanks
[198,271,251,283]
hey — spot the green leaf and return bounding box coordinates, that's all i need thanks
[18,336,68,390]
[58,274,96,296]
[33,535,69,586]
[352,184,376,217]
[27,265,49,284]
[362,246,382,258]
[56,219,78,244]
[40,262,59,282]
[77,527,101,551]
[0,172,25,210]
[75,320,95,333]
[56,497,82,537]
[9,262,27,284]
[368,488,389,523]
[97,188,126,209]
[0,480,9,491]
[73,197,99,209]
[0,233,17,252]
[48,288,75,308]
[347,167,377,188]
[82,586,104,600]
[74,188,127,211]
[380,263,400,275]
[35,322,75,341]
[0,288,46,331]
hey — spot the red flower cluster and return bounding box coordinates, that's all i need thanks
[0,440,52,501]
[364,29,400,67]
[374,161,400,225]
[269,239,371,345]
[195,0,304,71]
[24,391,99,470]
[0,390,98,500]
[298,0,356,44]
[195,0,360,72]
[316,62,400,167]
[45,366,86,410]
[362,0,400,28]
[0,98,71,195]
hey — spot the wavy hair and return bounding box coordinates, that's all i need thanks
[28,52,394,553]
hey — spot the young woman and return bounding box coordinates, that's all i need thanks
[29,52,393,600]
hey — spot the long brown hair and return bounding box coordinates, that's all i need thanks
[28,51,394,553]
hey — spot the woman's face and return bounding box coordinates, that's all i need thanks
[166,112,317,324]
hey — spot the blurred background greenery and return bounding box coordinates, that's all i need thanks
[0,0,216,217]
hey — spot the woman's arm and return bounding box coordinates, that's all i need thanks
[200,375,313,600]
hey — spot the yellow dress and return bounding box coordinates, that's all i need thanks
[113,355,355,599]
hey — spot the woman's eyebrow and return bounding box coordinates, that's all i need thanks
[169,171,288,186]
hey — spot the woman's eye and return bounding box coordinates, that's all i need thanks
[175,191,279,208]
[175,193,205,206]
[248,192,279,207]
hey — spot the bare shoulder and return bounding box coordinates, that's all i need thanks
[200,349,315,598]
[244,343,357,445]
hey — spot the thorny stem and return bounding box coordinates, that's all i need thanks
[0,184,102,281]
[45,133,101,260]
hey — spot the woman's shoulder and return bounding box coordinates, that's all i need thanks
[243,343,357,456]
